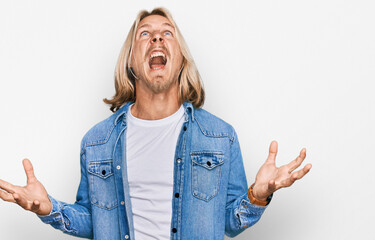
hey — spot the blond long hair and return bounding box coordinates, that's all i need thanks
[104,8,205,112]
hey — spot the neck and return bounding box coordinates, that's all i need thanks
[131,82,181,120]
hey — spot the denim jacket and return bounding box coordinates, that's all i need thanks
[38,102,270,240]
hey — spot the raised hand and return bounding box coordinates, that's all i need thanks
[0,158,52,215]
[252,141,312,201]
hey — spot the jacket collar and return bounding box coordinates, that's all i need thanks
[113,101,195,125]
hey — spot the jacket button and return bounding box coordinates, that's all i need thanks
[183,126,187,131]
[102,170,106,175]
[116,165,121,170]
[125,235,129,239]
[207,161,211,166]
[121,201,125,205]
[175,193,179,198]
[172,228,177,233]
[176,158,181,163]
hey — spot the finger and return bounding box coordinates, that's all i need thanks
[0,189,16,203]
[0,179,16,194]
[266,140,278,164]
[287,148,307,173]
[294,163,312,180]
[23,158,37,184]
[283,163,312,187]
[31,200,41,212]
[13,193,30,210]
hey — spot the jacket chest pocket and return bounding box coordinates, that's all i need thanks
[191,152,224,202]
[87,160,118,210]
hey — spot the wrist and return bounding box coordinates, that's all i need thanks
[248,183,269,206]
[252,183,268,201]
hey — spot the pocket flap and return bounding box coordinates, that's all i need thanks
[191,152,224,170]
[88,161,114,179]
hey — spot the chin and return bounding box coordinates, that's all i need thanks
[145,77,176,93]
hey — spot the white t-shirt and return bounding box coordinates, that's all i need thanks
[126,104,185,240]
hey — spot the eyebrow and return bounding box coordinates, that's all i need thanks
[137,22,174,30]
[162,23,174,28]
[138,23,151,29]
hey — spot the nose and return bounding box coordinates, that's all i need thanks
[151,33,164,43]
[152,37,163,42]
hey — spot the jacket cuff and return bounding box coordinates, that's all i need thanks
[243,191,272,214]
[37,195,63,224]
[235,192,273,228]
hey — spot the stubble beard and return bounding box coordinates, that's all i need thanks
[143,75,178,94]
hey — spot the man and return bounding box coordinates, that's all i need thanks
[0,8,311,240]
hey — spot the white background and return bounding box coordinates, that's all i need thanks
[0,0,374,239]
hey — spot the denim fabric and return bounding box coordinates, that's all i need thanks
[38,102,271,240]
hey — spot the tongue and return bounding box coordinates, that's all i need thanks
[150,56,166,69]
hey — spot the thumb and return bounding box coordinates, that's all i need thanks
[266,140,278,164]
[23,158,37,184]
[267,179,277,193]
[31,200,41,213]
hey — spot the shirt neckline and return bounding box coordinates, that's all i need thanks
[127,104,184,127]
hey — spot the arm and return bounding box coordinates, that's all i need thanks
[0,144,93,239]
[225,134,312,238]
[225,130,270,238]
[37,147,93,238]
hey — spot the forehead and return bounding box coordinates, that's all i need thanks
[137,15,173,29]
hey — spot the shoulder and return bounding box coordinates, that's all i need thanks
[193,107,236,143]
[80,104,130,152]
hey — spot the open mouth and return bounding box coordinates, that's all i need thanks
[148,50,167,70]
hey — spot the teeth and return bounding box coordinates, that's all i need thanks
[150,51,165,59]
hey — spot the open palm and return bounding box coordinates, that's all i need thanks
[0,159,52,215]
[252,141,312,201]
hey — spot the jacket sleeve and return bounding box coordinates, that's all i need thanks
[225,129,272,238]
[37,142,93,239]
